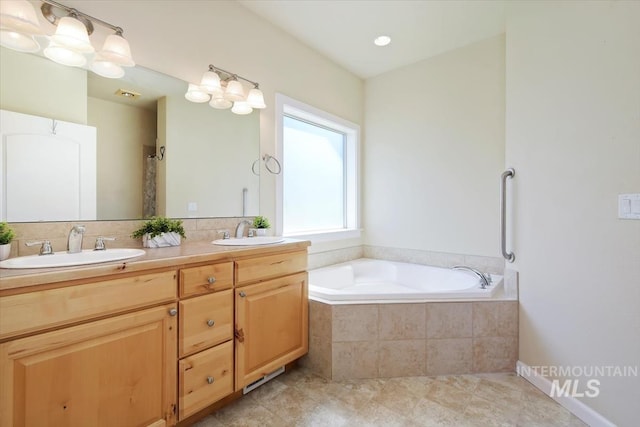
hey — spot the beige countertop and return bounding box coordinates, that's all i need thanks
[0,239,310,294]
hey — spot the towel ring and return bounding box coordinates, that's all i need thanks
[251,154,281,175]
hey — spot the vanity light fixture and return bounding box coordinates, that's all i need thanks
[185,64,267,115]
[0,0,135,78]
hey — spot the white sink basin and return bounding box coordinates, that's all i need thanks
[212,236,285,246]
[0,248,146,269]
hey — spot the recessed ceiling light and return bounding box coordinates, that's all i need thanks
[374,35,391,47]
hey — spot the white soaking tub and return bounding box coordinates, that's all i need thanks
[308,258,503,303]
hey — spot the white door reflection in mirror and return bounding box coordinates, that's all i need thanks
[0,110,96,221]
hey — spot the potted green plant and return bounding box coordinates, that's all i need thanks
[132,217,186,248]
[251,216,271,236]
[0,222,16,261]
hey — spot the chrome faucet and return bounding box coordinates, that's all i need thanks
[67,225,86,253]
[235,220,252,238]
[452,265,492,289]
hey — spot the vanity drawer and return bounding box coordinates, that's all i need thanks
[0,270,177,340]
[235,250,307,286]
[179,289,233,357]
[179,340,234,420]
[179,262,233,297]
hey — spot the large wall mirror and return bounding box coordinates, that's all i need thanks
[0,46,260,222]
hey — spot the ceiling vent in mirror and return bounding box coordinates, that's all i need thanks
[185,64,267,115]
[0,0,134,79]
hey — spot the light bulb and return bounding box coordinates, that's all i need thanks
[209,94,232,109]
[185,83,210,103]
[51,16,94,53]
[91,57,125,79]
[0,0,42,34]
[200,70,223,95]
[246,88,266,109]
[231,101,253,115]
[98,33,134,67]
[44,41,87,67]
[224,79,245,102]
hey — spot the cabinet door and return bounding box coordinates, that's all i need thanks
[0,304,178,427]
[235,272,308,390]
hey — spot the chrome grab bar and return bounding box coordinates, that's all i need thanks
[500,168,515,262]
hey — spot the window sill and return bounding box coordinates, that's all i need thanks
[284,229,362,243]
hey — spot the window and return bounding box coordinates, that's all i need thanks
[275,94,360,241]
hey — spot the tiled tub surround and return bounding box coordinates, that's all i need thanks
[302,300,518,381]
[5,217,255,258]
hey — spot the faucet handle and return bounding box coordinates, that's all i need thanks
[25,240,54,255]
[218,230,230,240]
[94,236,116,251]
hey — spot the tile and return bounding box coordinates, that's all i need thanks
[307,246,363,270]
[426,339,473,375]
[300,334,332,379]
[309,300,332,340]
[191,366,586,427]
[473,336,518,373]
[423,381,473,414]
[332,304,378,342]
[379,303,426,340]
[462,395,519,427]
[463,254,505,275]
[473,301,518,337]
[378,340,426,377]
[426,303,472,339]
[332,341,378,380]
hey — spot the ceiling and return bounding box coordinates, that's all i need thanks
[238,0,506,79]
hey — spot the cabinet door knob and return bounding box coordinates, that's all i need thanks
[207,276,216,284]
[206,319,215,327]
[206,376,214,384]
[168,308,178,316]
[239,291,246,297]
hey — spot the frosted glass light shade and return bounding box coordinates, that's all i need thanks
[51,16,94,53]
[200,71,223,95]
[185,83,210,103]
[0,29,39,52]
[209,94,232,109]
[246,88,266,109]
[224,80,245,102]
[0,1,42,35]
[231,101,253,115]
[91,57,125,79]
[43,42,87,67]
[98,34,134,67]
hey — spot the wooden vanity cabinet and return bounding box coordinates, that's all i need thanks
[234,250,308,390]
[0,303,178,427]
[177,262,234,420]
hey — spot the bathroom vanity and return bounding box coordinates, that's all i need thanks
[0,240,309,426]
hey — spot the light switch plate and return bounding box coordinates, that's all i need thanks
[618,194,640,219]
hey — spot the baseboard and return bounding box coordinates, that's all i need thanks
[516,361,616,427]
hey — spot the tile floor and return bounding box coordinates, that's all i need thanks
[192,366,586,427]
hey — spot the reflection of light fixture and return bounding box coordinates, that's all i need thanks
[0,0,135,78]
[374,35,391,46]
[0,0,42,52]
[185,64,266,115]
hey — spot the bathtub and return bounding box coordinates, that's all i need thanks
[308,258,503,303]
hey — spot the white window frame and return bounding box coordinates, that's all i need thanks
[275,93,360,242]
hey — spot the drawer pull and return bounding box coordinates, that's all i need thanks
[206,319,215,327]
[239,291,246,298]
[207,276,216,284]
[168,308,178,316]
[206,376,215,384]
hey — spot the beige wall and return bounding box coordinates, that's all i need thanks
[506,2,640,425]
[364,35,505,256]
[87,97,156,220]
[0,47,87,124]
